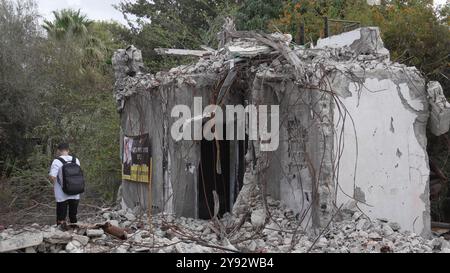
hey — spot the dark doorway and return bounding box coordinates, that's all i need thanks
[198,137,230,219]
[235,138,248,202]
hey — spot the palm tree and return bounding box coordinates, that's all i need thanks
[43,9,106,69]
[43,9,92,40]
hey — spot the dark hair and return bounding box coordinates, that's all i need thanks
[57,143,70,151]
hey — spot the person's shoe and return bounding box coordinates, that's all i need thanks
[57,222,68,231]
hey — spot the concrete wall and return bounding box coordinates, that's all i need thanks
[251,71,318,228]
[120,73,244,218]
[120,91,165,213]
[331,67,431,236]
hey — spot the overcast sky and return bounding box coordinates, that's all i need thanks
[435,0,449,6]
[35,0,449,26]
[35,0,129,25]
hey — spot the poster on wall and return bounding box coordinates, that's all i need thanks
[122,134,152,183]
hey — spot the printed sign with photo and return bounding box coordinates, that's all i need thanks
[122,134,152,183]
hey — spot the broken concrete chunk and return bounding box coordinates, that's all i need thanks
[65,240,81,253]
[382,224,394,237]
[109,220,119,227]
[120,221,131,228]
[112,45,144,79]
[0,232,43,253]
[368,232,382,241]
[431,237,450,251]
[222,238,238,252]
[389,222,401,232]
[270,33,293,45]
[355,218,367,230]
[102,212,111,220]
[25,247,37,253]
[131,247,150,253]
[316,27,390,59]
[72,235,89,246]
[124,212,136,221]
[427,81,450,136]
[352,211,363,220]
[316,237,328,248]
[367,0,381,5]
[66,242,76,253]
[44,231,72,244]
[227,41,272,58]
[155,48,210,57]
[113,246,128,253]
[225,33,291,58]
[441,248,450,253]
[250,209,266,227]
[86,229,104,238]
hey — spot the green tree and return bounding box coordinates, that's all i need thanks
[270,0,449,87]
[0,0,44,168]
[234,0,284,31]
[117,0,231,71]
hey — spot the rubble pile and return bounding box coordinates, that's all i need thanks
[112,27,397,111]
[305,212,450,253]
[1,199,448,253]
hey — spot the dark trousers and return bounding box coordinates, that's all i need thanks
[56,199,79,224]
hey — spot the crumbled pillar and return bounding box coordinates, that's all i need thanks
[427,81,450,136]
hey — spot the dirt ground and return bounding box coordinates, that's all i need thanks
[0,196,109,229]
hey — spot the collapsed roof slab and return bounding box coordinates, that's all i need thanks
[316,27,390,59]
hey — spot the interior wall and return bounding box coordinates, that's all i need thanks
[251,73,316,228]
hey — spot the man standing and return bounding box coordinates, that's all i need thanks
[49,143,81,227]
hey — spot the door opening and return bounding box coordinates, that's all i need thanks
[198,137,230,219]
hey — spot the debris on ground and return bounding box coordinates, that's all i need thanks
[1,198,448,253]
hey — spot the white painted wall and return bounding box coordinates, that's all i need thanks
[334,75,430,236]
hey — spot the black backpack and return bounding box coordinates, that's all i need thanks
[56,156,85,195]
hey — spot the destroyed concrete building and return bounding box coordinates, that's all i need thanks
[112,24,450,238]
